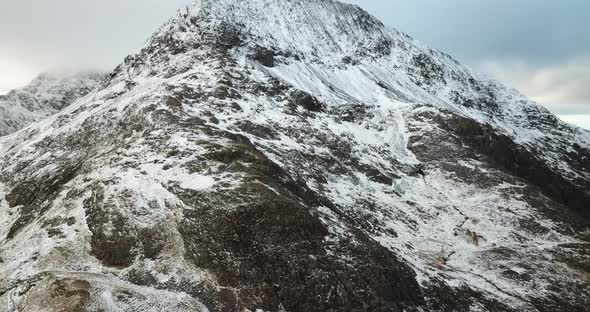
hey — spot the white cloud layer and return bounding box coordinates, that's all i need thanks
[558,115,590,130]
[0,0,190,91]
[480,59,590,114]
[0,58,39,92]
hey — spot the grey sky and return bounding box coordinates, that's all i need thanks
[345,0,590,115]
[0,0,588,118]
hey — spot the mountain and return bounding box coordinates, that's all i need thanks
[0,0,589,311]
[0,72,104,136]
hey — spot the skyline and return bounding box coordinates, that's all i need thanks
[0,0,588,128]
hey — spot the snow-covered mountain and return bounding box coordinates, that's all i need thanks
[0,0,588,311]
[0,72,104,136]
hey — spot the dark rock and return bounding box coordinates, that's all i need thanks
[234,120,280,140]
[335,103,374,123]
[377,81,390,90]
[48,278,91,312]
[364,167,394,185]
[47,228,64,238]
[437,114,590,219]
[291,91,323,112]
[341,56,359,65]
[411,53,446,86]
[250,48,275,67]
[518,218,550,235]
[450,89,499,112]
[214,22,244,50]
[422,280,515,312]
[230,102,242,111]
[410,164,427,178]
[164,96,182,110]
[84,186,138,267]
[501,269,532,282]
[213,84,241,100]
[5,163,81,240]
[138,225,167,260]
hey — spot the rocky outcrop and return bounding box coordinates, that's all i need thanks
[424,111,590,218]
[0,0,588,311]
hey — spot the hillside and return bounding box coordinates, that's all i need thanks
[0,1,588,311]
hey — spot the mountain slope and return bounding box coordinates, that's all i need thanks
[0,0,588,311]
[0,72,104,136]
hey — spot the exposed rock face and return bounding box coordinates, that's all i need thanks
[434,113,590,218]
[0,72,104,136]
[0,0,589,311]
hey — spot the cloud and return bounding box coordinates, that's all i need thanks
[0,58,39,91]
[0,0,190,91]
[479,59,590,114]
[558,114,590,130]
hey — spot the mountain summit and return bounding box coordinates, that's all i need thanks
[0,0,588,311]
[0,72,104,136]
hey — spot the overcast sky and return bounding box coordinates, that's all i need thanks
[0,0,588,127]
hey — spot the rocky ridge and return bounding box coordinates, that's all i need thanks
[0,0,588,311]
[0,72,104,136]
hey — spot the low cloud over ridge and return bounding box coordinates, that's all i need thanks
[480,58,590,115]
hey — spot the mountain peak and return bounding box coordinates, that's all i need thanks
[0,71,104,136]
[144,0,407,63]
[1,1,589,311]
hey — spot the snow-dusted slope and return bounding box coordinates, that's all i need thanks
[0,0,588,311]
[0,72,104,136]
